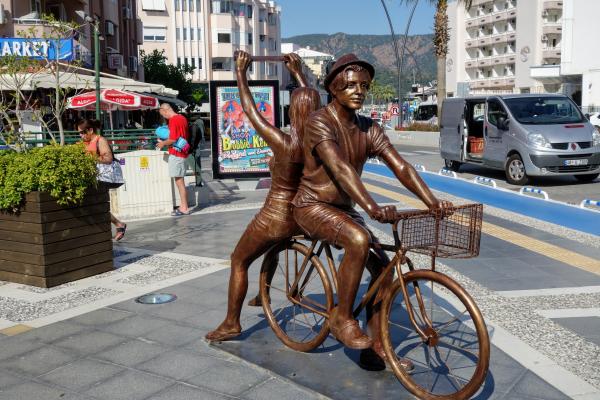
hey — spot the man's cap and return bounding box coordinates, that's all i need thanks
[323,53,375,92]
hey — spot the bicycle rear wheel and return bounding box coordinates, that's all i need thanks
[381,269,489,400]
[260,240,334,352]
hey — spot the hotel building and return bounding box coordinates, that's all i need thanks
[446,0,600,110]
[137,0,282,83]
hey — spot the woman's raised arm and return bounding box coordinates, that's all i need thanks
[235,51,284,153]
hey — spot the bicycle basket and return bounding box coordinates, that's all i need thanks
[394,203,483,258]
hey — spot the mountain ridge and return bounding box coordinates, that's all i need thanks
[283,32,437,89]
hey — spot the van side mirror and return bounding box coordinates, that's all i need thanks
[497,116,509,130]
[585,113,590,120]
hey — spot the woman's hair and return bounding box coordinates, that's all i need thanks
[77,119,101,132]
[289,87,321,142]
[328,64,370,94]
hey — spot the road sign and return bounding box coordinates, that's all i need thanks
[390,105,399,116]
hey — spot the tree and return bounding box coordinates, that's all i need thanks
[402,0,472,116]
[140,49,196,104]
[0,14,85,147]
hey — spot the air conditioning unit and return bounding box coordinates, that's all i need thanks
[122,6,132,20]
[108,53,123,70]
[541,35,549,41]
[105,21,115,36]
[129,56,138,72]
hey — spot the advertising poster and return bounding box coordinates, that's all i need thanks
[210,80,280,179]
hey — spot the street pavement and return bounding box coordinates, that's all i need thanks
[0,144,599,399]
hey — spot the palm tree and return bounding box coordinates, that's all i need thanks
[401,0,472,116]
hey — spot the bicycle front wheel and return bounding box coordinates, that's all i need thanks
[259,240,334,352]
[381,269,490,400]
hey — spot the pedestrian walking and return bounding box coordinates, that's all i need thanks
[77,119,127,241]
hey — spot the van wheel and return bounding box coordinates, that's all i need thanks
[505,154,529,185]
[444,159,461,172]
[574,173,599,182]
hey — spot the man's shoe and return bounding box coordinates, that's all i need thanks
[329,319,373,350]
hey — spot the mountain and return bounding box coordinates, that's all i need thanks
[283,32,436,91]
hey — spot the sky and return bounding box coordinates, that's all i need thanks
[276,0,436,38]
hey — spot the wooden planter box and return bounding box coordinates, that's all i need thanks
[0,188,114,288]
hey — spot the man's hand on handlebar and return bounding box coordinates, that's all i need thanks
[283,53,303,76]
[431,199,454,216]
[235,51,251,73]
[370,204,398,224]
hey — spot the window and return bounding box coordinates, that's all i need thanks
[176,27,180,40]
[190,28,194,40]
[182,0,187,11]
[141,0,166,11]
[268,38,276,51]
[268,62,277,76]
[247,33,252,45]
[487,99,507,127]
[191,58,195,69]
[185,57,189,67]
[267,12,276,25]
[189,0,194,11]
[218,33,231,43]
[196,0,201,11]
[197,28,202,41]
[247,5,253,18]
[259,9,266,22]
[198,58,203,69]
[177,57,182,67]
[143,26,167,41]
[212,0,231,13]
[183,27,187,40]
[212,57,232,70]
[174,0,180,11]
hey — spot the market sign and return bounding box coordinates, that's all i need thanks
[209,80,280,179]
[0,37,74,61]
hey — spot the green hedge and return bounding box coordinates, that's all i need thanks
[0,144,98,212]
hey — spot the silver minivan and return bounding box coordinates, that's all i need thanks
[440,94,600,185]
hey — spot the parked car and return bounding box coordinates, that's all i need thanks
[440,94,600,185]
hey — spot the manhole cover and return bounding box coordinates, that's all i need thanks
[135,293,177,304]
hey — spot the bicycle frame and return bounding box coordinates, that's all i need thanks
[285,231,440,344]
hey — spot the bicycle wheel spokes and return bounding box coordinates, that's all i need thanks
[383,270,489,399]
[260,241,333,352]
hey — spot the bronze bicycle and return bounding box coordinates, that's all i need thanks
[258,203,490,400]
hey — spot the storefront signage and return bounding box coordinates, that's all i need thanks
[0,38,74,61]
[210,80,280,179]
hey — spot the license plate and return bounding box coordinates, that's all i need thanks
[564,159,588,166]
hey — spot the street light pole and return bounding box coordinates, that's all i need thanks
[93,18,101,120]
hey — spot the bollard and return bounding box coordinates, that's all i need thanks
[413,163,426,172]
[579,199,600,209]
[438,168,458,178]
[519,186,549,200]
[473,176,497,188]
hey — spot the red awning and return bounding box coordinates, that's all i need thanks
[67,89,160,111]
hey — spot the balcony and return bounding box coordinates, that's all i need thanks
[470,0,493,6]
[543,1,563,11]
[543,23,562,35]
[465,31,516,48]
[465,54,516,69]
[542,48,561,59]
[466,14,493,28]
[469,76,516,89]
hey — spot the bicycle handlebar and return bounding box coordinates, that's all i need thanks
[233,51,286,62]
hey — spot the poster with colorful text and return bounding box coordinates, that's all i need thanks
[210,80,280,179]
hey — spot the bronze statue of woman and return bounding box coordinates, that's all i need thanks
[205,51,321,342]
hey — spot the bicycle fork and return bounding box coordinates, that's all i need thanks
[397,252,439,346]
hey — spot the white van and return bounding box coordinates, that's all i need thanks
[440,94,600,185]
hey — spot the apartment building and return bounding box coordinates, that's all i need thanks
[0,0,143,80]
[137,0,282,83]
[446,0,565,97]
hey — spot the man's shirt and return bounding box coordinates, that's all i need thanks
[168,114,190,158]
[293,104,392,208]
